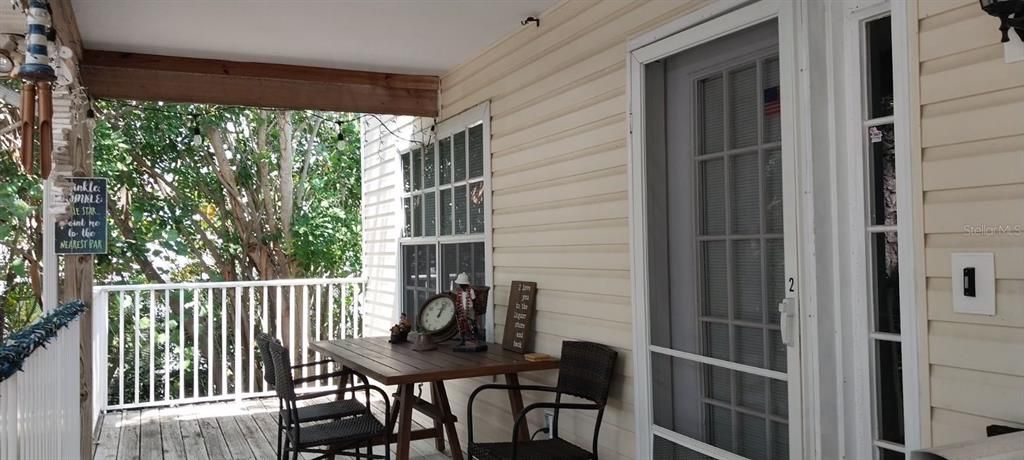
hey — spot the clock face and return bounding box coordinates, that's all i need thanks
[418,294,456,335]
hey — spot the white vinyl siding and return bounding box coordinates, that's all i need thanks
[914,0,1024,445]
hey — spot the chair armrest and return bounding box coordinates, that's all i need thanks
[509,402,600,459]
[467,384,558,446]
[292,369,348,385]
[293,389,347,401]
[291,359,334,370]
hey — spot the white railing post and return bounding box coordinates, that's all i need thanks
[92,288,109,425]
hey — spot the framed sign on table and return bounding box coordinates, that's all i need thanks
[502,281,537,354]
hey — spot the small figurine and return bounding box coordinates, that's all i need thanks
[389,313,412,343]
[453,272,487,352]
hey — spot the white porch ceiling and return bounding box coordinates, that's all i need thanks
[70,0,557,76]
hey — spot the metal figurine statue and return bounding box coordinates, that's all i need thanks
[452,272,487,352]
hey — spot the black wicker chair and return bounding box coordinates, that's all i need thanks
[467,341,618,460]
[255,331,370,458]
[267,339,392,460]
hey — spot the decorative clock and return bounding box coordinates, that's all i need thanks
[417,293,458,341]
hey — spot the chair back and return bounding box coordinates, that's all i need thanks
[555,341,617,405]
[267,340,297,402]
[254,331,277,388]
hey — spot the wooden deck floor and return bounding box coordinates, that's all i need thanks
[92,397,452,460]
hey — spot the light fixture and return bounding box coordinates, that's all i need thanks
[979,0,1024,43]
[0,50,13,75]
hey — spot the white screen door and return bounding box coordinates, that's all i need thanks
[635,15,802,460]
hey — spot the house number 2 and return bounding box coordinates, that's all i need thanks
[788,277,795,293]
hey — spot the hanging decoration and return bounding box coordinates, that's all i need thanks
[0,300,87,383]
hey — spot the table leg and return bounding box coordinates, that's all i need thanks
[505,373,530,441]
[396,383,415,460]
[432,381,464,460]
[430,384,446,452]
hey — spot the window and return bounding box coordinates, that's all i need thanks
[859,14,907,460]
[399,104,490,326]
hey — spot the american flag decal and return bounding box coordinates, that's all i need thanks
[764,86,781,116]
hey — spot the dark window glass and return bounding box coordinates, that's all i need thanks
[439,137,452,185]
[424,143,435,188]
[440,188,452,235]
[401,152,411,192]
[873,232,900,333]
[869,124,897,226]
[880,448,904,460]
[402,197,411,237]
[876,340,905,445]
[866,16,894,118]
[402,244,436,318]
[454,185,467,234]
[469,181,485,234]
[412,195,422,237]
[700,76,724,155]
[468,124,484,178]
[453,131,467,181]
[441,242,485,289]
[424,191,436,237]
[412,148,422,191]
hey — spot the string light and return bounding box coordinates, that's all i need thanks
[335,121,345,149]
[191,113,202,147]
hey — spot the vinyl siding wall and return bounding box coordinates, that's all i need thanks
[360,1,708,458]
[915,0,1024,444]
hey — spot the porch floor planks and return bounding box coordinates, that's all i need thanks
[95,397,453,459]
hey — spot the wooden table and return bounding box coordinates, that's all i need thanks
[310,336,560,460]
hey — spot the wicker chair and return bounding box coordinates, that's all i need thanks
[255,331,369,458]
[267,339,391,460]
[467,341,618,460]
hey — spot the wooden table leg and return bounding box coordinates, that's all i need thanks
[505,373,530,441]
[430,383,446,452]
[396,383,415,460]
[432,381,464,460]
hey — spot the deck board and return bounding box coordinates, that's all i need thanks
[94,397,453,459]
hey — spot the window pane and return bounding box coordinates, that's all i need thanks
[653,436,714,460]
[439,137,452,185]
[403,244,437,318]
[424,191,436,237]
[869,123,897,227]
[702,241,728,318]
[876,339,905,445]
[729,65,758,149]
[700,76,724,155]
[733,239,764,323]
[454,185,467,234]
[763,57,781,143]
[731,153,760,235]
[866,16,894,118]
[440,188,453,235]
[412,148,422,191]
[412,195,422,237]
[441,242,485,289]
[468,123,484,179]
[401,152,411,193]
[402,197,411,238]
[453,130,467,182]
[424,143,435,188]
[873,232,900,333]
[416,245,429,287]
[469,181,485,234]
[766,238,785,324]
[765,149,783,234]
[700,159,725,235]
[734,325,765,367]
[880,448,904,460]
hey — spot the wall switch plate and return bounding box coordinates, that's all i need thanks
[1005,33,1024,64]
[951,253,995,315]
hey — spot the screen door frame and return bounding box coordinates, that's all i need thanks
[628,1,816,458]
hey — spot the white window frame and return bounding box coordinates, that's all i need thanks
[841,1,922,457]
[394,102,494,341]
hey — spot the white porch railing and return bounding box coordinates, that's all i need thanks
[93,277,365,411]
[0,310,83,460]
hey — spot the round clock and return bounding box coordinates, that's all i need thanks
[417,293,457,341]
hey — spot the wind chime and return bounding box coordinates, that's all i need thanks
[18,0,56,179]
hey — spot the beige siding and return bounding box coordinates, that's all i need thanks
[437,2,708,458]
[916,0,1024,441]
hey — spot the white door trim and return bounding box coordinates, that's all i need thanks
[627,1,816,458]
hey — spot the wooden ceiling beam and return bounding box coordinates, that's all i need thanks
[80,50,439,117]
[49,0,84,60]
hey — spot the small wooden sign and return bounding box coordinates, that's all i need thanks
[502,281,537,354]
[55,177,108,255]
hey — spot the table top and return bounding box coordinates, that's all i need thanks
[310,336,560,385]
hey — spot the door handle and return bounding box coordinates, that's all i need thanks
[778,298,797,347]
